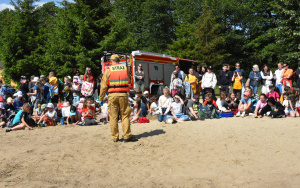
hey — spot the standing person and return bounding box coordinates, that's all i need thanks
[294,62,300,89]
[194,65,203,93]
[20,76,29,102]
[170,65,186,83]
[41,78,50,104]
[81,75,94,100]
[84,67,94,85]
[281,63,294,90]
[170,72,183,97]
[234,63,247,95]
[62,76,73,104]
[0,81,8,102]
[201,65,217,101]
[99,54,137,143]
[184,68,198,95]
[94,74,102,101]
[72,76,81,105]
[28,76,35,94]
[218,64,231,95]
[49,72,60,106]
[274,62,284,94]
[232,69,243,95]
[135,64,145,92]
[249,64,261,94]
[261,64,273,94]
[27,77,41,109]
[158,87,172,122]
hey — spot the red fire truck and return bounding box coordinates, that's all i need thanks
[101,51,198,95]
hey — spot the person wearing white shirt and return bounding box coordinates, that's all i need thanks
[274,62,284,94]
[158,87,172,122]
[201,65,217,100]
[166,95,189,122]
[260,64,273,94]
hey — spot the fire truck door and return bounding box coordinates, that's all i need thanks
[148,62,163,82]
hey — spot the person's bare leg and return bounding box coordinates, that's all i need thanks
[290,111,295,117]
[0,122,5,127]
[11,123,26,131]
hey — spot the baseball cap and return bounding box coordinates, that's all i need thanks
[46,103,54,109]
[207,65,213,70]
[143,91,149,95]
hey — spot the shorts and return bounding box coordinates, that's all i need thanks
[12,122,21,127]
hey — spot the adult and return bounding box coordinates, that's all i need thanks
[249,64,261,94]
[201,65,217,101]
[294,62,300,89]
[170,65,186,83]
[84,67,95,85]
[28,75,35,93]
[260,64,273,94]
[218,64,231,95]
[170,72,183,97]
[20,76,29,102]
[99,54,137,143]
[234,63,247,95]
[281,63,294,90]
[135,64,145,92]
[184,68,198,94]
[27,77,41,109]
[158,87,172,122]
[274,62,284,94]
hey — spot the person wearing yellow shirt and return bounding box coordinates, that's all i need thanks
[184,68,198,94]
[232,69,243,96]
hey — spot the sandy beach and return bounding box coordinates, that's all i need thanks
[1,117,300,188]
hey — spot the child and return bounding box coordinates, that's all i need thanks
[288,90,299,118]
[81,99,97,125]
[226,92,240,110]
[0,96,6,128]
[168,95,189,122]
[232,69,243,95]
[62,76,73,104]
[186,94,205,121]
[81,75,94,100]
[6,103,33,132]
[13,91,24,112]
[149,95,160,116]
[280,86,291,103]
[4,97,15,119]
[260,97,285,118]
[236,91,252,117]
[99,98,109,124]
[282,94,290,115]
[158,87,172,122]
[130,98,141,123]
[266,85,280,101]
[43,103,57,126]
[61,102,71,125]
[254,94,268,118]
[216,92,231,112]
[72,76,81,105]
[77,98,85,114]
[34,102,44,123]
[66,105,81,125]
[203,93,220,119]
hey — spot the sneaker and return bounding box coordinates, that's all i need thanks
[241,112,245,117]
[248,113,255,116]
[177,119,184,123]
[124,136,138,143]
[198,116,205,121]
[236,112,241,117]
[165,117,174,124]
[6,128,11,132]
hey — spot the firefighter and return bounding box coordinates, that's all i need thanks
[99,54,138,143]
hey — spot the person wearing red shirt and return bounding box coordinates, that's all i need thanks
[81,99,97,125]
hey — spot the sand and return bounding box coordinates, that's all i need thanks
[1,117,300,188]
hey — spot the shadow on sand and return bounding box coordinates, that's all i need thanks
[135,129,166,139]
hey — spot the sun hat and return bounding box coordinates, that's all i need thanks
[243,91,250,97]
[41,104,47,110]
[67,76,71,80]
[0,96,4,102]
[6,97,13,103]
[69,106,77,116]
[46,103,54,109]
[13,91,23,97]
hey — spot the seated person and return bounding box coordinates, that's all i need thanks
[259,97,285,118]
[186,94,205,121]
[226,92,240,110]
[67,105,81,125]
[149,96,160,116]
[81,99,97,126]
[216,92,231,112]
[167,94,189,122]
[130,98,141,123]
[236,91,252,117]
[203,93,220,119]
[6,103,33,132]
[99,98,109,124]
[43,103,57,126]
[254,94,268,118]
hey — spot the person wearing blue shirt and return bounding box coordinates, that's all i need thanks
[249,64,262,94]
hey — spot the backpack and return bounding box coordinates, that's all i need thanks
[0,86,7,96]
[6,112,16,128]
[45,83,55,99]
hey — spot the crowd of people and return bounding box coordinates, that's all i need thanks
[0,61,300,133]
